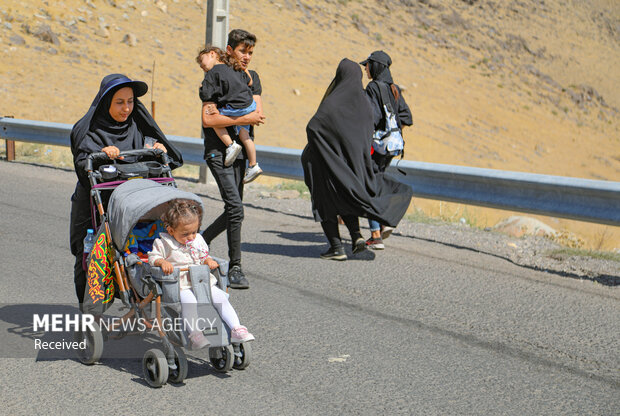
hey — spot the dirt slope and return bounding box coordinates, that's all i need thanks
[1,0,619,249]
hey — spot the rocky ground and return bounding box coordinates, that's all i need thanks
[180,176,620,287]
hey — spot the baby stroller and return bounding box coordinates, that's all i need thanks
[74,149,251,387]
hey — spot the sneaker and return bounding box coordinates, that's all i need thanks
[243,163,263,184]
[189,331,210,350]
[381,226,395,240]
[366,237,385,250]
[230,325,255,343]
[229,265,249,289]
[352,237,367,254]
[320,246,347,261]
[224,142,242,166]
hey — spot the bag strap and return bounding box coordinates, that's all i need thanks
[375,81,395,114]
[377,81,407,171]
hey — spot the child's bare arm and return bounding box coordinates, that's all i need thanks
[203,257,219,270]
[153,258,174,275]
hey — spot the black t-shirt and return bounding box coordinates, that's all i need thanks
[199,64,254,109]
[201,69,262,159]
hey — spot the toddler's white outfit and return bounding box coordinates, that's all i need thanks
[148,233,245,346]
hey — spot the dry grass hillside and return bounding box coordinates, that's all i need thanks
[1,0,619,250]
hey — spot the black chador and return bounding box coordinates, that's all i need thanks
[301,59,413,227]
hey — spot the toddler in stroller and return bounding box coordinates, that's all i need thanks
[76,166,254,387]
[148,198,255,349]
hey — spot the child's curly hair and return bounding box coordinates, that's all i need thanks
[161,199,203,230]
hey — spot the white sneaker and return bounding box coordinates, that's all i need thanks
[243,163,263,184]
[381,226,395,240]
[230,326,255,343]
[224,142,242,166]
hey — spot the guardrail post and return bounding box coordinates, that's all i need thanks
[2,116,16,161]
[199,165,208,184]
[6,139,15,161]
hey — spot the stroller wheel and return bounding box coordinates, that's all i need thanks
[142,349,169,388]
[209,345,235,373]
[73,323,103,365]
[167,346,188,384]
[233,342,252,370]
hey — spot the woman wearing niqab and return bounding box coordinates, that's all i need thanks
[301,59,413,260]
[69,73,183,303]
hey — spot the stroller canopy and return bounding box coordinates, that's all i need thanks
[107,179,203,250]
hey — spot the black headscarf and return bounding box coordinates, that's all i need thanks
[368,60,394,84]
[301,58,412,226]
[70,74,183,187]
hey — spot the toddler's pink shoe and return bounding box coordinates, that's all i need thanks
[230,326,255,343]
[189,331,210,350]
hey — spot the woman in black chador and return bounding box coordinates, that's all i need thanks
[301,59,413,261]
[69,73,183,303]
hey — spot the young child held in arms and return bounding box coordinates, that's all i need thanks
[148,199,255,349]
[197,46,263,184]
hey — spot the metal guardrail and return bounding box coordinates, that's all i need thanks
[2,117,619,226]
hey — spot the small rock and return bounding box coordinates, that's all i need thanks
[96,27,110,38]
[292,88,301,96]
[9,34,25,45]
[47,47,58,55]
[33,24,60,46]
[122,33,137,46]
[141,10,148,17]
[493,216,556,238]
[4,22,12,30]
[155,1,167,13]
[353,20,369,35]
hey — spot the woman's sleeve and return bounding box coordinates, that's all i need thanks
[148,238,166,266]
[396,87,413,127]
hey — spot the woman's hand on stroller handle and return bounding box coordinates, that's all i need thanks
[101,146,124,160]
[86,148,169,172]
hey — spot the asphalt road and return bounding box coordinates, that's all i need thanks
[0,161,618,415]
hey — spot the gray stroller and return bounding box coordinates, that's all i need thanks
[74,155,251,387]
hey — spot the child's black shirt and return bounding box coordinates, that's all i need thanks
[199,64,254,109]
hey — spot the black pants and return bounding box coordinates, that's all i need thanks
[320,215,362,249]
[69,181,92,304]
[202,155,246,268]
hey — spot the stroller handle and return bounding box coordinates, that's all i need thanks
[86,148,170,172]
